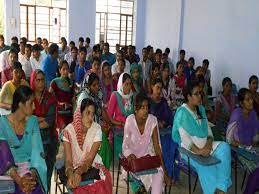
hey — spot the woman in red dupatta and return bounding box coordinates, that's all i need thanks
[30,69,58,191]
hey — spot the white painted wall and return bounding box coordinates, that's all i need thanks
[142,0,182,64]
[142,0,259,94]
[4,0,20,45]
[67,0,96,46]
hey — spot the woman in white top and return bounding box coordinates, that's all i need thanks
[172,80,232,194]
[63,98,112,194]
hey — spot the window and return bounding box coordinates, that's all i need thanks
[0,0,4,35]
[20,0,67,43]
[96,0,135,52]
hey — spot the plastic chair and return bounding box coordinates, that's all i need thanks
[0,178,15,194]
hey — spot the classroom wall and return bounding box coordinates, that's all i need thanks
[142,0,259,94]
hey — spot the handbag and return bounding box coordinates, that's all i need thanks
[120,154,161,173]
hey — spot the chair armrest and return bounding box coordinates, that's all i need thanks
[178,147,221,166]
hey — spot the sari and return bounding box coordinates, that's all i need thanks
[62,110,112,194]
[227,108,259,194]
[30,70,58,189]
[215,94,236,129]
[50,77,74,129]
[77,75,112,169]
[0,115,47,194]
[173,104,232,194]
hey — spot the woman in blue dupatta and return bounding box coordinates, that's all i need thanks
[0,86,47,194]
[227,88,259,194]
[172,80,232,194]
[130,63,143,97]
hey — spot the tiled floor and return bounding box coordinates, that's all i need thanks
[50,161,249,194]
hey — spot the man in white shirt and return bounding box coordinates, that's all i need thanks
[30,44,43,70]
[85,37,92,59]
[139,47,152,83]
[111,50,130,75]
[0,43,19,73]
[19,44,32,80]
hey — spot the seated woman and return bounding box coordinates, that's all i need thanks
[30,69,58,190]
[122,94,171,194]
[226,88,259,194]
[215,77,236,129]
[149,78,173,129]
[249,75,259,118]
[78,72,112,169]
[63,98,112,194]
[49,60,74,130]
[161,63,171,107]
[168,62,186,110]
[147,63,160,95]
[172,80,232,194]
[108,73,134,158]
[100,61,117,106]
[130,63,143,96]
[85,57,101,77]
[197,75,215,122]
[0,86,47,193]
[0,62,28,110]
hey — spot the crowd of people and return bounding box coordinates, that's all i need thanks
[0,34,258,194]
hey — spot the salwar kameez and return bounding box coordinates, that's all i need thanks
[173,104,232,194]
[122,114,164,194]
[0,115,48,194]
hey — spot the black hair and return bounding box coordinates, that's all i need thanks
[88,72,99,87]
[79,37,84,42]
[180,49,186,55]
[79,47,87,53]
[151,77,163,86]
[151,63,160,72]
[10,43,20,53]
[25,44,32,50]
[103,42,110,48]
[0,35,4,40]
[117,50,124,56]
[11,36,18,43]
[222,77,232,87]
[11,86,34,113]
[85,37,91,43]
[176,61,183,69]
[134,93,149,111]
[183,80,203,119]
[165,47,170,54]
[195,66,203,73]
[69,41,75,47]
[122,73,131,84]
[59,60,69,70]
[102,61,110,72]
[249,75,258,85]
[20,37,27,44]
[37,37,42,41]
[238,88,251,106]
[13,61,22,70]
[61,37,67,44]
[80,98,95,114]
[42,38,48,42]
[118,59,125,66]
[92,57,100,64]
[34,69,45,77]
[188,57,195,64]
[142,47,147,51]
[155,49,162,54]
[9,48,19,56]
[93,45,100,52]
[31,44,41,52]
[197,75,205,85]
[162,63,169,70]
[71,46,78,52]
[49,43,59,55]
[203,59,209,66]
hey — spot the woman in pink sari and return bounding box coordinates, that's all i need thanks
[63,98,112,194]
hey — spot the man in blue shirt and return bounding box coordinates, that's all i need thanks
[74,47,91,86]
[101,42,116,66]
[42,43,59,87]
